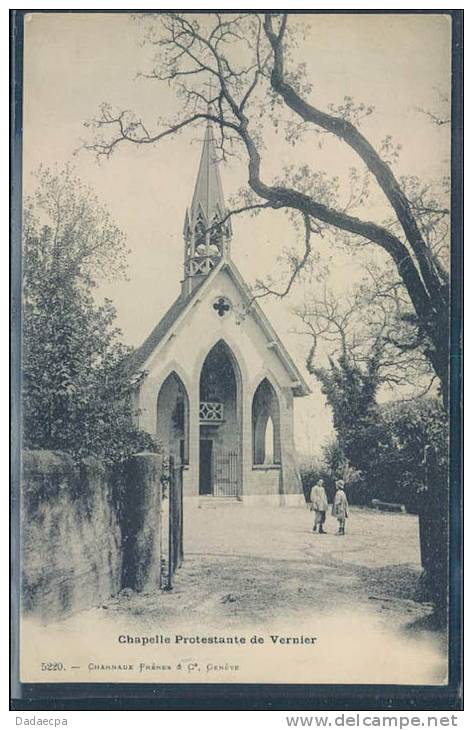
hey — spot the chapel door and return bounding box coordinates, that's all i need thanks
[213,449,239,497]
[199,439,213,495]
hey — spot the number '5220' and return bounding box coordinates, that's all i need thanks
[41,662,64,671]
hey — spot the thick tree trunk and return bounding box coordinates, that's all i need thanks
[429,326,450,410]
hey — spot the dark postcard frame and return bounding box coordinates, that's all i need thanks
[10,8,463,712]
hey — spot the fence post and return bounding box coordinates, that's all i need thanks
[121,452,162,593]
[165,457,184,591]
[166,456,175,591]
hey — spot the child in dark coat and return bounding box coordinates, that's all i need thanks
[332,481,349,535]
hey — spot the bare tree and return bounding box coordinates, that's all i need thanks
[84,12,450,407]
[295,263,437,400]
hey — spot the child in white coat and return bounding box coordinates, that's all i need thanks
[310,479,329,534]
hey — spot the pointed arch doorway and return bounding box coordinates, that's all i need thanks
[199,340,242,498]
[156,372,189,464]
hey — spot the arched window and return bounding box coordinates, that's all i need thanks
[264,416,275,464]
[156,372,189,464]
[252,378,281,465]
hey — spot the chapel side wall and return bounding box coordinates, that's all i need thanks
[279,388,304,498]
[241,386,253,499]
[244,467,281,498]
[187,379,200,496]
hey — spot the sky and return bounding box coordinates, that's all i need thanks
[22,12,451,455]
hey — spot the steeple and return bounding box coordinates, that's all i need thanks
[182,120,232,295]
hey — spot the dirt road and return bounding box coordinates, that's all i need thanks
[111,503,433,630]
[22,504,448,685]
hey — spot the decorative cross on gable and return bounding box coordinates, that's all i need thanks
[213,297,231,317]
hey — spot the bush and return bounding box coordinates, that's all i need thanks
[376,398,448,511]
[299,442,362,505]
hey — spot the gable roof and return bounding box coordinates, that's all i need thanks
[131,277,207,372]
[132,258,311,397]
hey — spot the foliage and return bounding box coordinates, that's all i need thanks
[22,166,159,465]
[378,398,448,497]
[309,339,386,475]
[322,439,362,491]
[312,398,447,511]
[23,165,130,289]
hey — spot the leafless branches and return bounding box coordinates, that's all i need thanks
[294,260,437,398]
[254,214,314,299]
[414,88,451,127]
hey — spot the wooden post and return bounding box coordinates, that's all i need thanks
[168,457,175,590]
[180,461,184,563]
[165,457,184,590]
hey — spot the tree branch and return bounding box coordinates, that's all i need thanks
[254,213,313,299]
[263,13,448,310]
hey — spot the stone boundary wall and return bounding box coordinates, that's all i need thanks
[21,450,161,621]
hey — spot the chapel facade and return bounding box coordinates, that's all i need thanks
[132,120,310,505]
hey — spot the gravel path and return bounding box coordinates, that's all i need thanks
[108,504,432,630]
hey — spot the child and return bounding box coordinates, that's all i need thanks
[309,479,329,534]
[332,480,349,535]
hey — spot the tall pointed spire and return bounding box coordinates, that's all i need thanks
[190,121,227,226]
[182,119,232,294]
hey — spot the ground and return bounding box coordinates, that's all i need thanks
[124,503,431,627]
[22,503,448,685]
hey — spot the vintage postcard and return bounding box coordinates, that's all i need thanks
[11,10,462,704]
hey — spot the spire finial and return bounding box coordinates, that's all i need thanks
[205,78,216,122]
